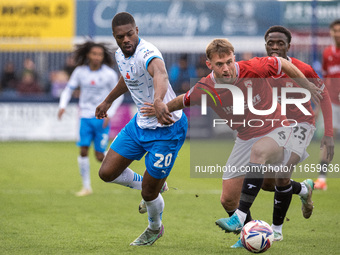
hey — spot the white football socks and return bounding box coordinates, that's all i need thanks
[299,182,308,196]
[271,224,283,234]
[235,209,247,224]
[145,194,164,230]
[77,156,91,190]
[111,168,143,190]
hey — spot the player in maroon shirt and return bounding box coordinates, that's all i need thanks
[315,19,340,190]
[259,25,334,243]
[141,38,322,245]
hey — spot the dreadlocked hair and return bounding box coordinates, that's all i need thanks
[73,41,114,67]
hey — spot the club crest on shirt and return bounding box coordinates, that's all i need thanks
[130,63,136,74]
[285,82,293,87]
[244,80,252,88]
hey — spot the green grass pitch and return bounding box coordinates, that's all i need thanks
[0,140,339,254]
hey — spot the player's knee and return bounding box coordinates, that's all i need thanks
[98,167,115,182]
[141,190,158,202]
[220,194,238,211]
[250,144,268,163]
[261,181,275,191]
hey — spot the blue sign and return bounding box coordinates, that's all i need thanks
[76,0,281,37]
[76,0,339,38]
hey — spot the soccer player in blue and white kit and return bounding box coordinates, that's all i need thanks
[58,41,124,197]
[95,12,188,246]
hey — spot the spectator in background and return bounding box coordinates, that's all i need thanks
[20,58,39,82]
[195,53,210,78]
[63,55,80,98]
[50,70,69,98]
[0,61,18,94]
[48,54,78,98]
[315,18,340,190]
[16,72,43,95]
[63,54,77,77]
[169,54,197,94]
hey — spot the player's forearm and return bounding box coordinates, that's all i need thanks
[320,87,334,137]
[167,94,186,112]
[153,73,169,104]
[59,86,73,109]
[280,57,312,89]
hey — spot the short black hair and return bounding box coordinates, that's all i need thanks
[264,25,292,44]
[330,19,340,29]
[112,12,136,28]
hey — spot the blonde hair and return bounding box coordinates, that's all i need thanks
[206,39,234,60]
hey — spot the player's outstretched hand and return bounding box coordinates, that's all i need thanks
[154,100,174,125]
[321,135,334,162]
[141,102,156,117]
[96,101,111,119]
[57,108,65,120]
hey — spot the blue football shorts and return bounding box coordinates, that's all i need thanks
[111,113,188,179]
[77,117,110,153]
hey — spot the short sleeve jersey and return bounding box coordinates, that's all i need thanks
[115,38,182,129]
[67,64,118,118]
[322,45,340,105]
[184,57,286,140]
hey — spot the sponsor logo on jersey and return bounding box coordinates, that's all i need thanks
[143,50,154,59]
[286,82,293,87]
[127,80,140,86]
[244,80,252,88]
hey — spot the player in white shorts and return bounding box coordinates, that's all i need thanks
[259,26,334,243]
[223,126,294,180]
[142,38,322,247]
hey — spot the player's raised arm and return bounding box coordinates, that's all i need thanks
[279,57,323,104]
[96,76,128,119]
[314,84,334,161]
[147,58,174,125]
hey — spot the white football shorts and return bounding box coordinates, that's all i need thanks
[288,122,315,159]
[222,126,293,180]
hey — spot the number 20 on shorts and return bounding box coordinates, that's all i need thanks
[154,153,173,168]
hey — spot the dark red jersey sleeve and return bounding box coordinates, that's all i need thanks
[305,66,333,137]
[319,87,333,137]
[248,57,282,78]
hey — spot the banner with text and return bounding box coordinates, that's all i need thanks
[0,0,75,51]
